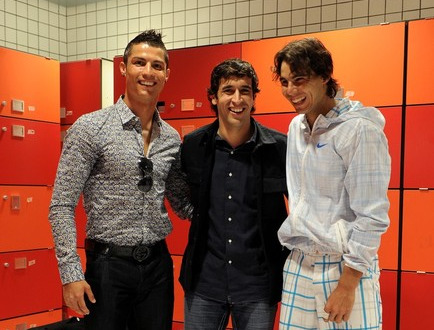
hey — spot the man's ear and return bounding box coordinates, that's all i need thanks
[165,68,170,82]
[120,61,126,76]
[210,95,217,105]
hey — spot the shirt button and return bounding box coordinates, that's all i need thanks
[228,217,232,222]
[228,239,232,244]
[228,195,232,199]
[228,260,232,264]
[230,151,234,155]
[229,172,233,177]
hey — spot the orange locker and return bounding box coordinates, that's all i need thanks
[407,19,434,105]
[379,107,402,189]
[0,47,59,124]
[253,112,297,135]
[172,255,184,323]
[0,186,54,252]
[404,105,434,188]
[401,189,434,272]
[60,59,102,125]
[378,190,400,270]
[0,309,62,329]
[400,272,434,330]
[166,200,190,256]
[0,249,62,320]
[242,22,405,113]
[165,117,215,140]
[0,117,60,186]
[379,270,397,330]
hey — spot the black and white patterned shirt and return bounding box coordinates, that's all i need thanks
[49,97,192,284]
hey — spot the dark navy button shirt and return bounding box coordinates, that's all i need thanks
[194,129,270,303]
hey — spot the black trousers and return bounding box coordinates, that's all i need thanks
[83,242,174,330]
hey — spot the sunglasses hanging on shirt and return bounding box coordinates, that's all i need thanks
[138,157,153,192]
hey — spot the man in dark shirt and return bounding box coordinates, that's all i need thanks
[179,58,289,330]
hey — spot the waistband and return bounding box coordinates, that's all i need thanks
[84,238,167,263]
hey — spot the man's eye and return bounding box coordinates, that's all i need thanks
[153,63,163,70]
[293,77,307,86]
[280,79,288,87]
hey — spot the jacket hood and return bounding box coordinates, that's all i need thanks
[323,98,386,130]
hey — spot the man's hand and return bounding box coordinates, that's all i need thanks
[63,280,96,315]
[323,265,362,323]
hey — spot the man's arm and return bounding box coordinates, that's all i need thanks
[165,146,194,220]
[48,119,97,313]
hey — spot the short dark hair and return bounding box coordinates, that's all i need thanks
[123,29,169,68]
[208,58,260,114]
[273,37,339,98]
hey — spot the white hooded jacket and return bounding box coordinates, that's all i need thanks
[278,98,391,273]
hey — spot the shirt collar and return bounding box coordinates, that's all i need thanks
[116,96,162,134]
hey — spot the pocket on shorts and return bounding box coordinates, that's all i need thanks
[333,219,349,254]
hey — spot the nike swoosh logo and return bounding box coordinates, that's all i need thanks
[317,143,327,148]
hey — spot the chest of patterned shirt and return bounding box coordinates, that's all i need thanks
[49,97,191,284]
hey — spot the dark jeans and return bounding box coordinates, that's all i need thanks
[83,243,174,330]
[184,293,277,330]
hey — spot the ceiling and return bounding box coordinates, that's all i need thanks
[49,0,104,7]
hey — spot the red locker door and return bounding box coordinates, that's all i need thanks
[0,309,62,329]
[158,43,242,119]
[379,107,402,189]
[0,47,60,123]
[378,190,399,271]
[400,272,434,330]
[0,249,62,320]
[0,186,54,252]
[379,270,397,330]
[404,105,434,188]
[401,190,434,272]
[60,59,102,125]
[0,117,60,186]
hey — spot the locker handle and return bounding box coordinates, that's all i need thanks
[1,100,6,106]
[2,195,8,200]
[1,127,7,132]
[3,262,10,268]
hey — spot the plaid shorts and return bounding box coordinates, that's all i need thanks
[279,249,382,330]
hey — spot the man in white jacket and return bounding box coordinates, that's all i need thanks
[273,37,391,329]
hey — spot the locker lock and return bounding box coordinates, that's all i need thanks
[1,127,7,132]
[2,195,8,200]
[1,100,6,107]
[3,262,10,268]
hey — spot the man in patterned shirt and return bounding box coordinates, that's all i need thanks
[273,38,391,329]
[49,30,191,329]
